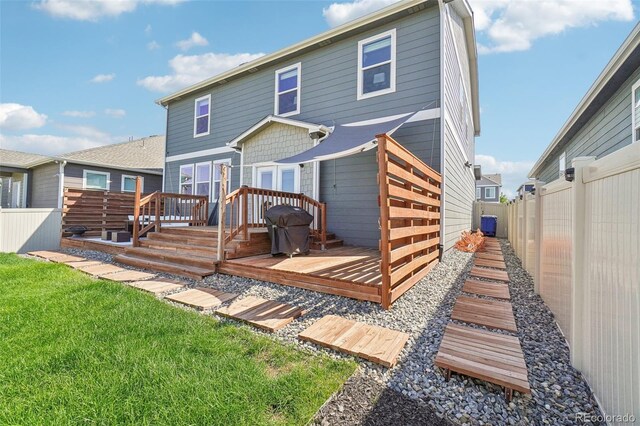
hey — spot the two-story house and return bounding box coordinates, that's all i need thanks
[475,173,502,202]
[156,0,480,252]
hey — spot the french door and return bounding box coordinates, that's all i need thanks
[256,165,299,193]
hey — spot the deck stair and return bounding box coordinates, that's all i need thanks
[310,232,344,250]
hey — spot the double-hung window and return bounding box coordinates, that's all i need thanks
[633,79,640,143]
[121,175,142,192]
[485,187,495,199]
[179,164,194,195]
[195,162,212,199]
[213,159,232,200]
[83,170,110,190]
[194,94,211,137]
[275,63,301,116]
[357,29,396,100]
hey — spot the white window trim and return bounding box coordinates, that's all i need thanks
[632,79,640,143]
[179,164,194,195]
[195,161,212,200]
[484,187,496,199]
[357,28,396,101]
[193,94,211,138]
[274,62,301,117]
[121,174,143,193]
[83,169,110,190]
[559,151,566,178]
[213,158,232,200]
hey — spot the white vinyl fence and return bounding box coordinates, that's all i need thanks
[507,143,639,423]
[472,201,508,238]
[0,208,62,253]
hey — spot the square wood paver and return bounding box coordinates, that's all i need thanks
[476,252,505,262]
[102,270,156,282]
[298,315,410,368]
[474,258,507,270]
[50,254,86,263]
[28,250,66,260]
[435,323,530,397]
[470,266,509,282]
[167,287,238,310]
[451,295,517,332]
[64,260,103,269]
[462,279,510,300]
[129,279,185,294]
[216,296,303,332]
[79,263,126,277]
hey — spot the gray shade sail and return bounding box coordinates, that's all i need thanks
[273,112,417,164]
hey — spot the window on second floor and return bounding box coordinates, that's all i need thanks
[357,29,396,100]
[485,187,496,199]
[275,63,301,117]
[194,94,211,137]
[633,79,640,143]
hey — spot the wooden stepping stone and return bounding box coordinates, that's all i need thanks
[298,315,409,368]
[451,295,517,332]
[470,266,509,282]
[79,263,125,277]
[65,260,103,269]
[49,254,85,263]
[129,279,185,294]
[28,250,69,260]
[435,323,530,401]
[168,287,238,310]
[474,258,507,269]
[102,270,156,282]
[476,252,504,262]
[462,279,510,300]
[216,295,303,332]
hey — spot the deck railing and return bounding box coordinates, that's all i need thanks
[132,177,208,247]
[377,134,442,309]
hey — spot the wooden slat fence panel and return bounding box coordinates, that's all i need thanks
[377,134,442,309]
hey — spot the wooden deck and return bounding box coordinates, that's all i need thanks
[219,246,383,303]
[298,315,409,367]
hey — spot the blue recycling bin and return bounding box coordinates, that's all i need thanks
[480,215,497,237]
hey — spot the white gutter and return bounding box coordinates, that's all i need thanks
[57,160,67,209]
[438,0,446,253]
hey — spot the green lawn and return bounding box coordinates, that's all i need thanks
[0,253,356,425]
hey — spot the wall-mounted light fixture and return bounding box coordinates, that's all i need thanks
[565,167,575,182]
[464,161,472,168]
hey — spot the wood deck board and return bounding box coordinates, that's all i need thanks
[476,253,505,262]
[129,279,185,294]
[102,270,156,282]
[462,280,510,299]
[167,287,238,310]
[451,296,517,332]
[474,258,507,269]
[215,295,304,332]
[435,324,530,394]
[470,267,510,282]
[298,315,409,368]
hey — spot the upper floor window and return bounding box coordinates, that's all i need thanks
[275,63,301,117]
[633,79,640,143]
[194,94,211,137]
[357,29,396,100]
[83,170,110,190]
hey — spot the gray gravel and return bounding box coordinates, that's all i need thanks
[56,242,604,425]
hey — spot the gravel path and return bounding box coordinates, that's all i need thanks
[55,241,604,425]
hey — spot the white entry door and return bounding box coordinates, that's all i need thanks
[256,165,299,193]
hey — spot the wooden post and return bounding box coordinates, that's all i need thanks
[242,187,248,240]
[154,190,161,233]
[132,176,141,247]
[321,202,327,250]
[377,135,392,309]
[217,164,228,262]
[533,180,544,294]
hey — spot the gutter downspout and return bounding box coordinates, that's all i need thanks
[57,160,67,209]
[438,0,446,257]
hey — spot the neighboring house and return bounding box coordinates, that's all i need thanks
[157,0,480,251]
[0,136,165,208]
[516,181,536,198]
[475,173,501,202]
[529,22,640,182]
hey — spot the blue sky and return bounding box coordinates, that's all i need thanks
[0,0,637,195]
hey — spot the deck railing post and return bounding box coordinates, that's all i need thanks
[321,202,327,250]
[155,191,161,233]
[133,177,141,247]
[242,187,248,240]
[377,135,392,309]
[217,164,228,262]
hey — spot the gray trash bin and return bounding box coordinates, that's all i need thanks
[265,205,314,256]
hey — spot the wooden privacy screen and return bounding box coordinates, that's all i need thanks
[62,188,139,237]
[377,134,442,309]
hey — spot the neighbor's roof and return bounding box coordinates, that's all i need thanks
[476,174,502,187]
[0,149,51,169]
[529,22,640,177]
[155,0,480,134]
[483,173,502,185]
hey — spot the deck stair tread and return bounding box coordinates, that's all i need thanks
[474,258,507,269]
[298,315,409,367]
[476,253,505,262]
[470,267,509,282]
[215,295,303,332]
[462,279,510,300]
[139,238,217,257]
[146,231,217,247]
[451,295,517,332]
[114,254,217,280]
[167,287,238,310]
[435,323,530,395]
[128,279,185,294]
[101,270,156,282]
[123,247,217,269]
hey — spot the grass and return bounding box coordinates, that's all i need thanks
[0,253,356,425]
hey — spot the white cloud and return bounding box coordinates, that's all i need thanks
[175,32,209,51]
[470,0,634,53]
[90,73,115,83]
[0,103,47,131]
[104,108,126,118]
[34,0,184,22]
[147,40,161,51]
[145,24,152,35]
[62,110,95,118]
[138,51,265,93]
[322,0,398,27]
[475,154,534,198]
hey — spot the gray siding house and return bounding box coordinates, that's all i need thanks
[0,136,164,208]
[476,173,501,202]
[157,0,480,251]
[530,22,640,183]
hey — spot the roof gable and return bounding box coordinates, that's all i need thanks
[228,115,328,149]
